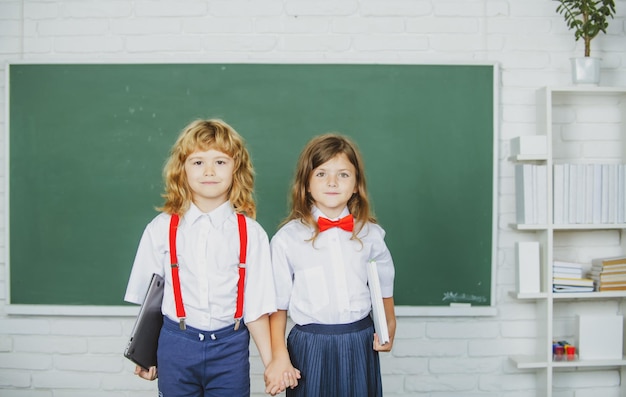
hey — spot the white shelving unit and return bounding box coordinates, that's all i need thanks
[511,86,626,397]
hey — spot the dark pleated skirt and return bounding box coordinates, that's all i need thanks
[286,316,382,397]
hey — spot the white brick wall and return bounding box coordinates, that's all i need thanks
[0,0,625,396]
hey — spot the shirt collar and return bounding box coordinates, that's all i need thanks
[312,205,351,221]
[183,201,234,228]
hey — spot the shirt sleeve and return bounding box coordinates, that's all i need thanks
[123,215,167,305]
[242,219,277,323]
[270,230,294,310]
[368,224,395,298]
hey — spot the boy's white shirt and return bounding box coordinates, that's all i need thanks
[270,206,395,326]
[125,201,277,331]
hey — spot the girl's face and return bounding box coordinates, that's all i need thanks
[308,153,357,219]
[184,148,234,213]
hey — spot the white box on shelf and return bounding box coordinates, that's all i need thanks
[515,241,541,294]
[576,315,623,360]
[511,136,547,156]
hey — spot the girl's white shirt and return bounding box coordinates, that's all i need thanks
[270,206,395,326]
[124,201,277,331]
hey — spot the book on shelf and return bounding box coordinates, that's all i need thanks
[592,256,626,267]
[536,164,548,225]
[591,263,626,272]
[515,164,535,224]
[552,260,584,278]
[553,284,595,292]
[553,164,564,224]
[598,283,626,292]
[597,278,626,286]
[590,268,626,277]
[552,163,626,225]
[552,277,594,287]
[591,274,626,283]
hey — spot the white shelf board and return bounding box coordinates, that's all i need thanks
[511,355,626,369]
[553,223,626,230]
[552,357,626,368]
[512,223,626,231]
[552,291,626,300]
[510,355,548,369]
[509,291,548,300]
[509,154,547,162]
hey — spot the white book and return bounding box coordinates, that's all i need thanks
[553,164,564,225]
[616,164,626,223]
[609,164,617,223]
[602,164,609,223]
[562,164,571,223]
[367,260,389,345]
[536,165,548,224]
[575,164,585,224]
[516,242,541,294]
[569,163,578,224]
[515,164,535,224]
[592,164,602,224]
[584,164,593,223]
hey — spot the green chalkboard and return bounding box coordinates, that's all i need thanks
[8,63,495,307]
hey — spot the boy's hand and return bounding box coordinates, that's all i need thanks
[134,365,157,381]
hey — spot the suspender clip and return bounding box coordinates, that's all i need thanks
[179,318,186,330]
[234,318,241,331]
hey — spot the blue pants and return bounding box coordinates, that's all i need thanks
[157,317,250,397]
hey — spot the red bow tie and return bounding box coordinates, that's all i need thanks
[317,214,354,232]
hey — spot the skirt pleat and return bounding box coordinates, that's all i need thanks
[286,316,382,397]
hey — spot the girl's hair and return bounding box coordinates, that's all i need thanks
[285,133,376,239]
[159,119,256,218]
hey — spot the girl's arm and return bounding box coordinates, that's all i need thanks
[374,297,396,352]
[264,310,301,396]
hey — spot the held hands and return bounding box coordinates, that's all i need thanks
[373,333,394,352]
[134,365,157,381]
[264,355,301,396]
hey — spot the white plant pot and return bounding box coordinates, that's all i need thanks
[570,57,601,85]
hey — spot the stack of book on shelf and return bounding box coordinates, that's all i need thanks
[553,163,626,225]
[552,260,594,292]
[515,164,548,225]
[590,256,626,292]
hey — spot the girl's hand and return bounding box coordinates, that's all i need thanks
[373,333,393,352]
[264,356,301,395]
[134,365,157,381]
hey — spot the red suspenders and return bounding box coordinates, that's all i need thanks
[168,212,248,331]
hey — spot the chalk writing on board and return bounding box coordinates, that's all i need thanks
[442,291,487,304]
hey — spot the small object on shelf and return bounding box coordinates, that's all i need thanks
[516,242,541,294]
[511,136,547,157]
[553,340,578,361]
[576,315,623,360]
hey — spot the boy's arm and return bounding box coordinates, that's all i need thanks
[264,310,301,395]
[246,313,272,367]
[374,297,396,352]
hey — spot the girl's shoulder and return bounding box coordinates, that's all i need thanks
[357,221,386,240]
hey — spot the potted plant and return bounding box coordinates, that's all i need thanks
[555,0,616,84]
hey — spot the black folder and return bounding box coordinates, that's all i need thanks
[124,273,164,370]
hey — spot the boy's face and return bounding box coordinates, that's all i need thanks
[184,148,234,213]
[308,153,357,219]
